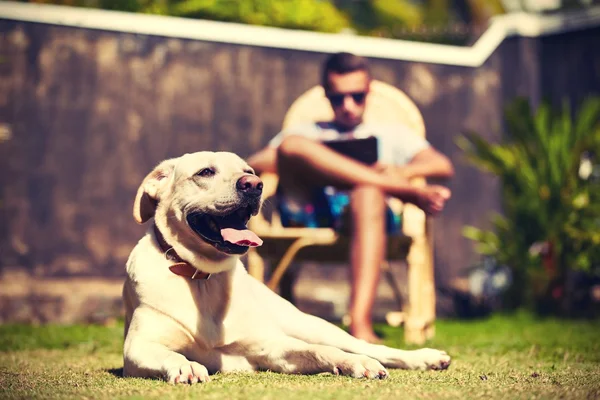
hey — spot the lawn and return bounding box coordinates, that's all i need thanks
[1,313,599,400]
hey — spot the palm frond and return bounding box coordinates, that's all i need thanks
[460,96,600,301]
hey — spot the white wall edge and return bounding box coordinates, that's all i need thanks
[0,1,599,67]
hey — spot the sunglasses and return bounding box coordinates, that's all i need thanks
[327,92,367,107]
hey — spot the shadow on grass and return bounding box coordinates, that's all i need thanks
[107,367,123,378]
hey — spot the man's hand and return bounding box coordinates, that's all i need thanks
[374,162,451,214]
[414,185,452,215]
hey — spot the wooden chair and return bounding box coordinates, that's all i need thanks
[246,80,436,345]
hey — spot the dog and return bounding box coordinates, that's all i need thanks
[123,151,451,383]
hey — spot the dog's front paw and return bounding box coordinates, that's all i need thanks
[407,348,451,371]
[333,355,388,379]
[166,361,210,384]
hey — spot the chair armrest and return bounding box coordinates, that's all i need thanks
[401,177,427,239]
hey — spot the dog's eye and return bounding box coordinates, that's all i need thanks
[244,170,255,175]
[196,168,215,177]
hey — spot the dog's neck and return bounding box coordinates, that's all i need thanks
[153,224,212,280]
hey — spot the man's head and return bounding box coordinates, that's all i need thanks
[321,52,371,131]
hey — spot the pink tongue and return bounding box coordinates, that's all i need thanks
[221,228,263,247]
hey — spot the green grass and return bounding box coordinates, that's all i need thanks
[1,313,599,399]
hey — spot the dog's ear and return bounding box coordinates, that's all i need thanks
[133,159,177,224]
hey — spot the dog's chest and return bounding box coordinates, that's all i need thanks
[138,270,233,346]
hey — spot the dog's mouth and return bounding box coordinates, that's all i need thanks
[186,206,263,255]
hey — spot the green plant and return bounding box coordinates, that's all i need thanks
[15,0,509,44]
[457,97,600,313]
[15,0,350,33]
[165,0,350,33]
[335,0,423,37]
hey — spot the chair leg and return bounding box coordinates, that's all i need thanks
[247,248,266,282]
[425,323,436,340]
[267,237,331,291]
[385,311,405,328]
[422,219,436,341]
[382,261,404,311]
[404,230,435,345]
[279,265,299,304]
[382,260,407,328]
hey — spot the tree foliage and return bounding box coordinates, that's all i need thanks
[15,0,508,43]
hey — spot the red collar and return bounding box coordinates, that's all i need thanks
[153,225,211,280]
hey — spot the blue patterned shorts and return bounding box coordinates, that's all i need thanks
[276,186,402,235]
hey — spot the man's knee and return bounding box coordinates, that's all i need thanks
[350,185,386,218]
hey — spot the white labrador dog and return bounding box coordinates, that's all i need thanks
[123,151,450,383]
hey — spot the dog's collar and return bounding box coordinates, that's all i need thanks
[153,225,211,280]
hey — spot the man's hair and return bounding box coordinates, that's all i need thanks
[321,52,370,91]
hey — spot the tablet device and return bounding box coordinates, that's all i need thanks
[322,136,378,165]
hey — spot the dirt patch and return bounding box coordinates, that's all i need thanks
[0,270,124,324]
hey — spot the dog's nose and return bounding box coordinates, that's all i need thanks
[236,175,263,197]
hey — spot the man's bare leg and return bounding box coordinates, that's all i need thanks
[275,135,448,340]
[277,135,450,214]
[348,185,386,343]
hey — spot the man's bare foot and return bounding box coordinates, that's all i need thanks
[350,325,383,344]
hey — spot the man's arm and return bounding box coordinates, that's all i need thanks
[249,144,454,179]
[247,146,278,174]
[402,147,454,180]
[378,147,454,182]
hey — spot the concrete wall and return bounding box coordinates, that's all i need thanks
[0,3,599,321]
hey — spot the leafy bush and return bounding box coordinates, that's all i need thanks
[457,97,600,314]
[19,0,508,43]
[166,0,350,33]
[27,0,350,33]
[334,0,423,37]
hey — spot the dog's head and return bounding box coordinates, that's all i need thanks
[133,152,263,269]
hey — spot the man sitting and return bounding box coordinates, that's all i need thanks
[247,52,454,343]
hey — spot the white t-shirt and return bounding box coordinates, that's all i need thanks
[269,121,430,166]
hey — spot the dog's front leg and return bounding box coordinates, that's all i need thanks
[240,337,388,379]
[123,308,210,384]
[124,339,210,384]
